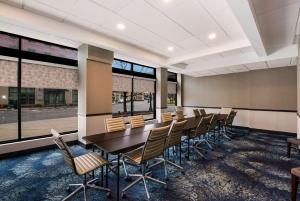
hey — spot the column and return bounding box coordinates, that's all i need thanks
[156,67,168,122]
[297,40,300,138]
[177,73,182,106]
[78,44,114,144]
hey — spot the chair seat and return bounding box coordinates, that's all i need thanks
[291,167,300,177]
[288,138,300,145]
[124,147,143,165]
[74,152,108,175]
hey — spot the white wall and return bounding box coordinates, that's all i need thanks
[183,107,296,133]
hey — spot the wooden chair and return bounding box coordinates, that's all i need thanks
[199,109,206,116]
[291,167,300,201]
[52,129,111,200]
[129,115,145,128]
[121,126,171,200]
[189,115,213,159]
[161,112,173,122]
[193,109,201,117]
[175,110,185,121]
[105,117,126,132]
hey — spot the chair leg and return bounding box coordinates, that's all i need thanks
[142,177,150,200]
[63,185,84,201]
[291,174,298,201]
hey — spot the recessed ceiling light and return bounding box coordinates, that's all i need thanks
[163,0,172,3]
[116,23,126,30]
[208,33,216,39]
[167,46,174,51]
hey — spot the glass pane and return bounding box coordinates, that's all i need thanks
[133,64,154,75]
[167,94,176,112]
[168,72,177,81]
[0,59,18,142]
[112,60,131,71]
[0,33,19,49]
[133,92,154,120]
[21,62,78,139]
[112,91,131,121]
[21,39,77,60]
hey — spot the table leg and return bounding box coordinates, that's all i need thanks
[101,150,104,187]
[291,174,298,201]
[179,142,182,165]
[187,137,190,160]
[287,142,292,158]
[117,153,120,201]
[106,153,108,188]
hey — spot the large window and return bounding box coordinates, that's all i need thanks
[167,72,177,112]
[112,59,156,120]
[0,31,78,143]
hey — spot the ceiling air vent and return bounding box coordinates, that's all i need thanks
[171,62,188,69]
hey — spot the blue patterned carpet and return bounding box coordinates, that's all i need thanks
[1,130,300,201]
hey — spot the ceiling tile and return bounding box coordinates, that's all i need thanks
[0,0,23,8]
[90,0,134,11]
[23,0,67,21]
[118,0,191,43]
[251,0,300,15]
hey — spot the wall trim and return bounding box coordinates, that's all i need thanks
[0,140,78,159]
[183,106,296,113]
[232,126,296,136]
[86,113,112,117]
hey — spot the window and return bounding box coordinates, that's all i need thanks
[167,72,177,112]
[0,59,18,142]
[133,78,155,120]
[0,31,78,143]
[112,59,156,121]
[112,59,131,71]
[133,64,154,75]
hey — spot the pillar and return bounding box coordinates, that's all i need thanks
[156,67,168,122]
[297,40,300,138]
[177,73,182,107]
[78,44,114,144]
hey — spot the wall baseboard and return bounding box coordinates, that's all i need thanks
[0,140,78,159]
[232,125,296,137]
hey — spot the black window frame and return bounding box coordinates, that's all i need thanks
[112,58,156,120]
[0,31,78,144]
[167,71,177,107]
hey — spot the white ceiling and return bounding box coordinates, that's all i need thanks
[0,0,299,77]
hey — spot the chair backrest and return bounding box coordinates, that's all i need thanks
[129,115,145,128]
[199,109,206,116]
[225,111,237,125]
[166,120,187,148]
[209,113,219,131]
[175,106,183,112]
[220,107,232,114]
[193,109,201,117]
[161,112,173,123]
[105,117,126,132]
[191,115,212,138]
[141,125,170,163]
[51,129,76,171]
[175,110,185,121]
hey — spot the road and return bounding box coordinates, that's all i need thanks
[0,100,155,124]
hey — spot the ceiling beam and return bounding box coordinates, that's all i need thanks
[167,38,250,65]
[185,44,297,73]
[226,0,267,56]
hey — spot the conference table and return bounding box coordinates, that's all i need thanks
[83,116,200,201]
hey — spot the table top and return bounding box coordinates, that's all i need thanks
[83,116,200,154]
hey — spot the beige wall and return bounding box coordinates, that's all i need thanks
[183,66,297,111]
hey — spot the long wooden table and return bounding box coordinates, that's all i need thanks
[83,116,200,201]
